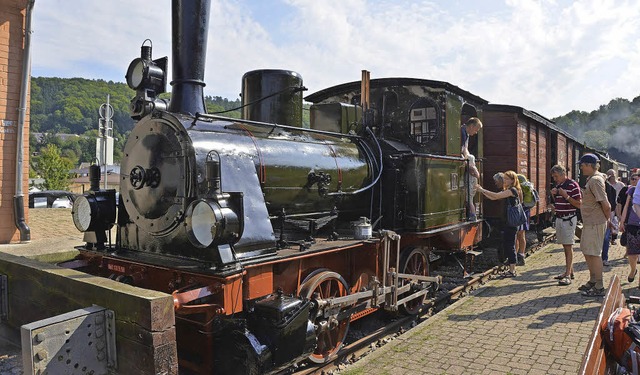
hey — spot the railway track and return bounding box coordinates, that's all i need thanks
[290,232,555,375]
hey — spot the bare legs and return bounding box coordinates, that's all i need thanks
[562,244,573,277]
[517,230,526,257]
[628,254,638,282]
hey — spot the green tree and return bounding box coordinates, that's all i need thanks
[32,144,73,190]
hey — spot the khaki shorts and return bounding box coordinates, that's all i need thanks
[555,215,577,245]
[580,223,607,256]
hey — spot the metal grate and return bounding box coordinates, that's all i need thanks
[21,305,116,375]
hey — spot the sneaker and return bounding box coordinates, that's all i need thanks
[581,287,606,297]
[603,260,610,267]
[578,282,595,291]
[517,254,525,266]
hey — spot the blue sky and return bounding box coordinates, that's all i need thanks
[30,0,640,118]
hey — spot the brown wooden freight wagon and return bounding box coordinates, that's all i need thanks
[481,104,581,228]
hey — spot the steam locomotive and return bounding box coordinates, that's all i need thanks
[67,0,485,373]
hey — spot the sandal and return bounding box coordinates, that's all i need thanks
[629,269,638,283]
[558,277,572,286]
[578,282,595,291]
[581,287,605,297]
[501,270,517,278]
[554,273,575,280]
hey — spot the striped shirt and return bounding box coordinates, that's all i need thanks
[553,178,581,217]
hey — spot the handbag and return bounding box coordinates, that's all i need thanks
[506,189,528,227]
[621,231,628,247]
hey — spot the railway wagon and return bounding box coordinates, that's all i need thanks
[482,104,587,229]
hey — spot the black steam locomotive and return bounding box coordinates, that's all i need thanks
[68,0,485,373]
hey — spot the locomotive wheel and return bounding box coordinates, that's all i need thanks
[398,247,430,315]
[299,270,350,364]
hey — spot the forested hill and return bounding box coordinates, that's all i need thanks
[552,97,640,167]
[30,77,639,168]
[30,77,241,135]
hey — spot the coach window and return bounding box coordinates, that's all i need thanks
[408,97,442,153]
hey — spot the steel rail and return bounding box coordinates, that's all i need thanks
[290,232,555,375]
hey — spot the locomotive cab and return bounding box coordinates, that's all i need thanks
[306,78,487,241]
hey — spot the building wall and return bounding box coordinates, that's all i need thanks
[0,0,29,243]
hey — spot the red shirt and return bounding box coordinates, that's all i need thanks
[553,178,581,217]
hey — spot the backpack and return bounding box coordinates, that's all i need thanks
[517,174,540,208]
[601,307,640,374]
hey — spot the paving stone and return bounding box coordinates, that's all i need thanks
[344,241,631,374]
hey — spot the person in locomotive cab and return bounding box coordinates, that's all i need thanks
[576,154,612,297]
[476,170,522,277]
[466,154,479,220]
[550,165,582,286]
[462,117,483,220]
[461,117,483,159]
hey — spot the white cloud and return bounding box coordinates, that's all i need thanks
[31,0,640,118]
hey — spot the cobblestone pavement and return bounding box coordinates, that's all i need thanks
[343,241,634,375]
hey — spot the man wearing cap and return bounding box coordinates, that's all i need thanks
[577,154,612,296]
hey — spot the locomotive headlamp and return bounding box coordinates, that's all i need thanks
[72,191,116,233]
[126,59,147,90]
[125,39,167,93]
[185,198,241,248]
[72,196,93,232]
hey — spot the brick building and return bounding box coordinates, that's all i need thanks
[0,0,31,243]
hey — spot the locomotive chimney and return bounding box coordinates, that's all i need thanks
[169,0,211,115]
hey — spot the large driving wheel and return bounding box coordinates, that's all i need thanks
[399,247,430,315]
[299,270,350,363]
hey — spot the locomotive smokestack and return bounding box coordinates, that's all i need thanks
[169,0,210,115]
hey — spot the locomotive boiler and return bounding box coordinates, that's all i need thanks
[65,0,485,373]
[118,84,374,265]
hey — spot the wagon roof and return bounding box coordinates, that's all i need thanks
[483,103,580,144]
[305,77,488,105]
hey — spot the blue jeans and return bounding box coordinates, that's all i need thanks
[602,227,611,261]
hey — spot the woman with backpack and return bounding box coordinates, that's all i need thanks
[516,174,538,265]
[477,170,524,277]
